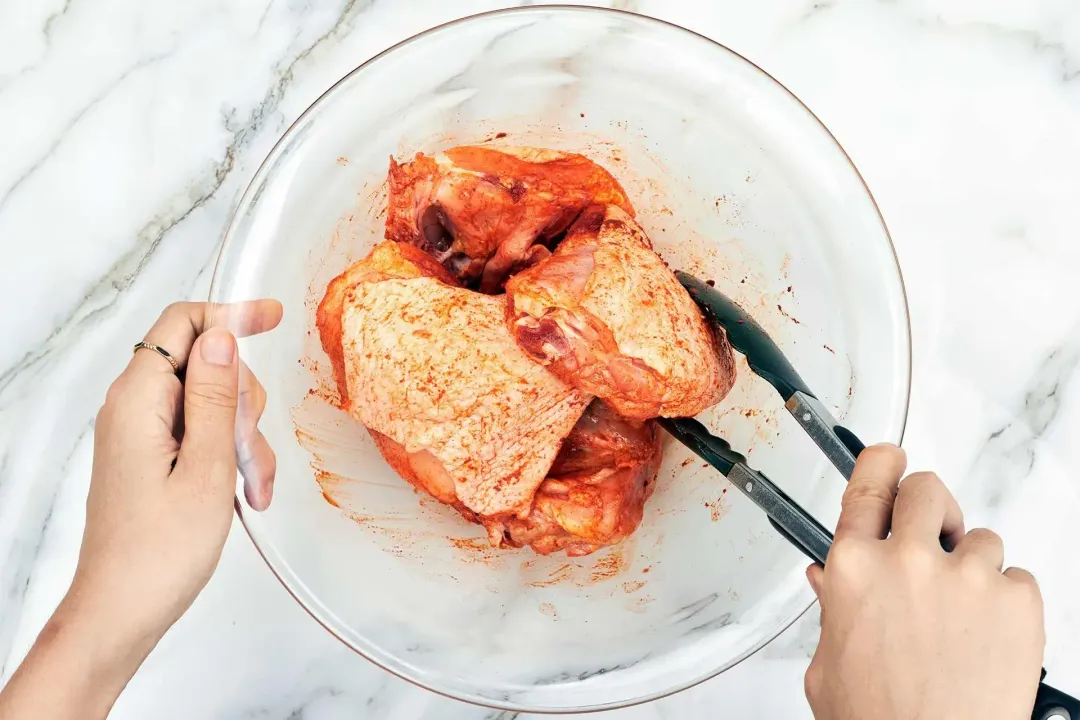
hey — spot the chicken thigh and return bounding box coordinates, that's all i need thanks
[366,428,478,522]
[316,240,459,402]
[316,148,735,555]
[386,146,634,292]
[489,400,663,556]
[506,204,737,419]
[317,241,589,517]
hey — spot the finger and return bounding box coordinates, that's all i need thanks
[834,444,907,541]
[806,563,824,601]
[174,328,239,495]
[131,301,202,376]
[208,299,284,340]
[129,300,283,376]
[235,361,275,510]
[891,472,965,548]
[1003,566,1040,593]
[1003,567,1044,615]
[953,528,1005,571]
[236,360,267,436]
[239,429,277,511]
[806,563,829,635]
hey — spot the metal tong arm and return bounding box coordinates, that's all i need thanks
[675,271,864,479]
[659,417,834,565]
[673,272,1079,719]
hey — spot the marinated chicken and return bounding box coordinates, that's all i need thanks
[366,428,478,523]
[506,204,737,419]
[489,400,663,556]
[368,402,661,558]
[317,240,589,517]
[314,146,739,556]
[386,146,634,293]
[316,240,459,402]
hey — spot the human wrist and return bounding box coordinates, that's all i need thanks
[48,581,163,698]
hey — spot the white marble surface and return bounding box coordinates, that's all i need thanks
[1,0,1079,717]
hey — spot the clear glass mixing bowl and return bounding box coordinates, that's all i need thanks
[208,7,910,713]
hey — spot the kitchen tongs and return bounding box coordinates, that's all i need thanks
[662,272,1079,720]
[659,270,865,566]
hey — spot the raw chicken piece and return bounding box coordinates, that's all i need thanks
[386,146,634,293]
[367,428,478,523]
[545,400,661,478]
[487,400,663,556]
[316,240,458,402]
[369,400,662,557]
[325,249,589,517]
[506,204,737,419]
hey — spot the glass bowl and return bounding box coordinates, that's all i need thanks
[208,6,909,713]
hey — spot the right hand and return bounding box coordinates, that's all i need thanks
[805,444,1045,720]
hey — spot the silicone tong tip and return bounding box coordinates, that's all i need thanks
[675,271,813,401]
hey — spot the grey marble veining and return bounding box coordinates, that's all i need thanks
[2,0,1080,717]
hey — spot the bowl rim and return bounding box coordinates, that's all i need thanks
[215,4,912,714]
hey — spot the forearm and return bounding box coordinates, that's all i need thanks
[0,590,155,720]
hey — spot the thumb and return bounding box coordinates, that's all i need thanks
[175,328,239,491]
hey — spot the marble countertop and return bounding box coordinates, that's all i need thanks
[2,0,1080,717]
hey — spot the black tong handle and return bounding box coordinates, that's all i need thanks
[1034,671,1080,720]
[663,419,1079,717]
[675,272,1078,716]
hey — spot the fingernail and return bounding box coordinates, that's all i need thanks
[806,565,821,598]
[200,329,236,366]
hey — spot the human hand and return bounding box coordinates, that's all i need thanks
[804,444,1045,720]
[0,302,282,720]
[68,301,281,671]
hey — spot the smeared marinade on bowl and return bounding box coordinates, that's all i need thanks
[315,146,737,556]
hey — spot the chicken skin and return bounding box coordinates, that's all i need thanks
[386,146,634,293]
[313,147,739,556]
[489,400,663,556]
[318,241,589,517]
[506,204,737,419]
[367,397,662,557]
[316,240,459,402]
[366,428,478,522]
[316,243,663,556]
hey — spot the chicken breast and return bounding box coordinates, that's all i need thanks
[333,260,589,517]
[386,146,634,293]
[488,401,663,556]
[506,204,737,419]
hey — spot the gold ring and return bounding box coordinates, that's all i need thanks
[133,341,180,373]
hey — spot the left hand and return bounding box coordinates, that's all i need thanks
[0,302,282,720]
[67,300,282,674]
